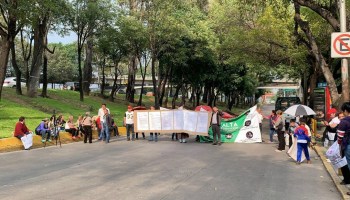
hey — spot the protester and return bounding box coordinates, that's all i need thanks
[95,116,102,140]
[65,116,79,139]
[294,118,311,164]
[149,106,158,142]
[76,115,85,138]
[274,110,285,152]
[211,106,224,146]
[98,103,110,140]
[336,112,350,185]
[337,103,350,181]
[180,133,189,143]
[56,115,65,131]
[323,108,340,147]
[287,119,298,148]
[36,118,51,143]
[13,116,33,150]
[48,115,59,139]
[136,132,145,140]
[101,109,112,143]
[124,105,135,141]
[110,114,119,137]
[257,107,264,134]
[268,110,277,143]
[82,112,93,144]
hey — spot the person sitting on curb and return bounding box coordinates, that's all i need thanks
[14,116,33,150]
[65,116,79,139]
[37,118,51,143]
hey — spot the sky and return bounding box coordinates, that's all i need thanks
[47,32,77,44]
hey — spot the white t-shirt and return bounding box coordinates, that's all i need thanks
[305,124,312,137]
[98,108,110,122]
[125,111,134,124]
[329,117,340,126]
[257,113,263,123]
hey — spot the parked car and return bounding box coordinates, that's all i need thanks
[275,97,301,111]
[89,83,100,93]
[3,77,26,88]
[64,82,80,91]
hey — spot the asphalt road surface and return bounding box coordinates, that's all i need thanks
[0,105,341,200]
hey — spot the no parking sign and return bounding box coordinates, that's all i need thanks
[331,33,350,58]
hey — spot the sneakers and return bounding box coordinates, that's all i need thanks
[72,136,76,139]
[307,160,311,164]
[41,139,46,143]
[48,139,52,142]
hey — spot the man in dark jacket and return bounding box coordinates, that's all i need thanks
[211,106,224,146]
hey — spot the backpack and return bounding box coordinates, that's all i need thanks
[35,124,41,135]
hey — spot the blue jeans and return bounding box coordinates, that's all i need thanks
[149,133,158,141]
[345,144,350,171]
[297,143,310,162]
[126,124,135,140]
[269,129,275,142]
[40,130,50,141]
[102,123,110,143]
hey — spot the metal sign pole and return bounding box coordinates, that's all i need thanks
[340,0,349,102]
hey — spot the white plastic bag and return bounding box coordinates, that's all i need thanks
[21,133,33,150]
[326,142,347,169]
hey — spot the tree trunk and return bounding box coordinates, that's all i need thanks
[126,56,136,103]
[164,81,171,108]
[83,37,93,95]
[41,53,48,97]
[10,42,22,95]
[28,17,48,98]
[294,3,340,105]
[202,83,209,103]
[100,58,106,96]
[159,66,171,107]
[195,86,202,107]
[0,39,10,100]
[151,55,159,109]
[77,45,84,101]
[171,84,182,109]
[109,60,121,102]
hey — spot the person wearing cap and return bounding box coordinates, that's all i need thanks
[36,118,51,143]
[82,112,93,143]
[124,106,135,141]
[323,108,340,147]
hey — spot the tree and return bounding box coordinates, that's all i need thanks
[67,0,113,101]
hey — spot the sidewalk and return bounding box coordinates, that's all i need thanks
[314,145,350,200]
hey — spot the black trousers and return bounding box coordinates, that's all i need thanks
[341,149,350,184]
[83,126,92,143]
[212,124,221,143]
[277,130,285,150]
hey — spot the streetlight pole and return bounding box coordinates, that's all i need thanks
[340,0,349,102]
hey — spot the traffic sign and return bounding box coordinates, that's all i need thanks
[331,32,350,58]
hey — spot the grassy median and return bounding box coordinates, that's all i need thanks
[0,88,248,138]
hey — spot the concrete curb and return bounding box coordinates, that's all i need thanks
[0,127,126,153]
[314,145,350,200]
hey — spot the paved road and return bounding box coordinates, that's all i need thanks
[0,105,341,200]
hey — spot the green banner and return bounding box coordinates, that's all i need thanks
[199,112,247,143]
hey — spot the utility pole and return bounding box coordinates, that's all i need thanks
[340,0,349,102]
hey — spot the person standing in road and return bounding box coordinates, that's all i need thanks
[98,103,110,139]
[211,106,224,146]
[101,109,112,143]
[275,110,285,152]
[82,112,93,144]
[268,110,277,143]
[294,119,311,164]
[149,106,158,142]
[124,106,135,141]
